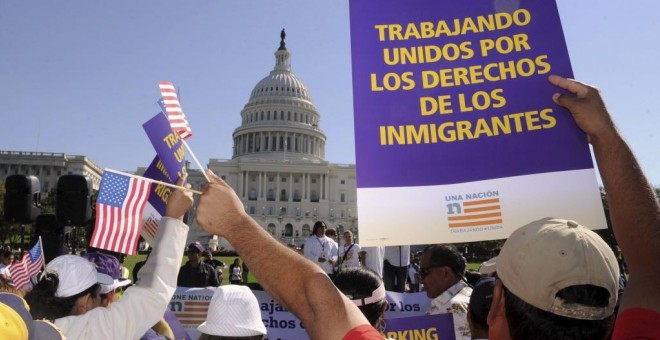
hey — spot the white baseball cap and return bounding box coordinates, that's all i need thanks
[198,286,267,337]
[46,255,114,298]
[497,218,619,320]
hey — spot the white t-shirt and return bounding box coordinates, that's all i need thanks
[408,264,418,284]
[339,243,362,268]
[303,235,338,274]
[0,264,11,278]
[361,246,385,278]
[384,246,411,267]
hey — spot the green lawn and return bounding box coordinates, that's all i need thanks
[123,254,481,285]
[122,254,257,285]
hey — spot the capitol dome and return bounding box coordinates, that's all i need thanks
[232,30,327,163]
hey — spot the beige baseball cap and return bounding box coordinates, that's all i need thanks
[497,218,619,320]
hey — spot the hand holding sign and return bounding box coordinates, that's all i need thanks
[549,75,616,144]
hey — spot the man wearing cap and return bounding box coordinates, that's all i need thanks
[485,76,660,339]
[419,244,472,340]
[488,218,620,339]
[177,242,220,288]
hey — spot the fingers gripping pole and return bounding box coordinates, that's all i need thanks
[182,139,211,182]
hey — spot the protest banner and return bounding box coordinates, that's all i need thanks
[349,0,606,245]
[169,287,432,339]
[383,314,455,340]
[143,112,186,181]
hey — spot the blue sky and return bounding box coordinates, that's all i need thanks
[1,1,658,186]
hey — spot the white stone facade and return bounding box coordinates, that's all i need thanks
[186,32,358,249]
[0,150,103,197]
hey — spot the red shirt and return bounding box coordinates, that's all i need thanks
[343,325,383,340]
[612,308,660,340]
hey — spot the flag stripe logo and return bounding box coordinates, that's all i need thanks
[158,81,192,140]
[448,198,502,228]
[8,239,44,288]
[174,300,210,325]
[143,217,159,240]
[90,172,151,254]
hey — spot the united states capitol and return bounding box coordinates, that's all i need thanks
[0,32,358,250]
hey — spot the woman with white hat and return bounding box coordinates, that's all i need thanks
[24,177,193,339]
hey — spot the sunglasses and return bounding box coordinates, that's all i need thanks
[418,265,446,279]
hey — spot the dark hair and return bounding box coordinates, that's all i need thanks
[311,221,327,236]
[503,284,614,340]
[198,334,264,340]
[468,276,495,333]
[25,273,100,321]
[423,244,466,276]
[0,249,12,259]
[333,267,386,327]
[465,270,485,287]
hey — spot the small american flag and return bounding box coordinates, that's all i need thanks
[8,239,44,288]
[159,81,192,140]
[90,171,152,254]
[448,198,502,228]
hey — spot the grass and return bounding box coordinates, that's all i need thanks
[123,253,483,286]
[122,254,257,285]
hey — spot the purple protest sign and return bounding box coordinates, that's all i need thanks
[142,155,180,216]
[350,0,590,188]
[350,0,606,245]
[140,154,186,243]
[143,112,186,182]
[383,314,455,340]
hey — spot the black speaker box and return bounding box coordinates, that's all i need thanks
[34,214,67,263]
[3,175,41,223]
[56,175,92,226]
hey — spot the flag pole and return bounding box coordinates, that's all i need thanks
[38,236,46,280]
[182,139,211,182]
[105,168,203,195]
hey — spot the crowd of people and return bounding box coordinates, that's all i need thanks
[0,75,658,339]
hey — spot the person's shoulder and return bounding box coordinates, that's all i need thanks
[342,324,383,340]
[202,262,216,270]
[612,308,660,340]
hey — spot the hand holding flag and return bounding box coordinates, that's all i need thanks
[90,171,152,254]
[8,238,45,289]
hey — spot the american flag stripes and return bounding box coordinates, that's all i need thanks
[90,171,152,255]
[159,81,192,140]
[173,300,211,325]
[447,197,502,228]
[8,239,44,288]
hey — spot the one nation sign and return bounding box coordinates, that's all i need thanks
[349,0,605,246]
